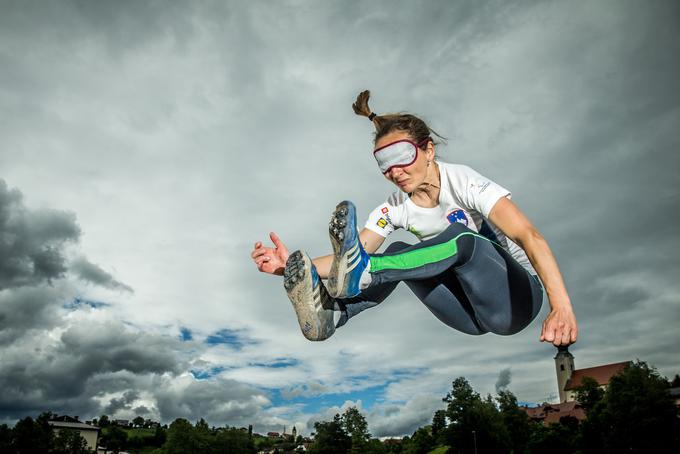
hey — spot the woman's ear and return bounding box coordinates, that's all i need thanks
[425,141,436,161]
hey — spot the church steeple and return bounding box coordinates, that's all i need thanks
[554,345,575,403]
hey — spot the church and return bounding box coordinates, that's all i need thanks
[521,346,630,424]
[554,346,629,403]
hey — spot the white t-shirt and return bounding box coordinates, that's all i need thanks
[364,161,535,274]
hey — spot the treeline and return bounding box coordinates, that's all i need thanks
[289,360,680,454]
[1,361,678,453]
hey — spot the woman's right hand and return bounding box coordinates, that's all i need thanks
[251,232,289,276]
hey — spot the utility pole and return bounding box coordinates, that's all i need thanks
[472,430,478,454]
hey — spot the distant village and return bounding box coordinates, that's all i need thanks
[6,346,679,453]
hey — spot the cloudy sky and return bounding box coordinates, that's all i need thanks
[1,0,679,437]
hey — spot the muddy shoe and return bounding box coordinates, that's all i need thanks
[284,250,336,341]
[327,201,370,298]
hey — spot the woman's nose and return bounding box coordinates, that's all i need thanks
[386,167,402,179]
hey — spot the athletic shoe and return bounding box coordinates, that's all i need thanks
[327,200,370,298]
[283,250,336,341]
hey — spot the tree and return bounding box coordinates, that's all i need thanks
[53,429,90,454]
[573,376,604,414]
[132,416,145,427]
[443,378,510,454]
[579,360,679,453]
[214,427,256,454]
[153,424,167,447]
[341,407,370,454]
[193,418,213,452]
[670,373,680,387]
[431,409,446,444]
[309,414,350,454]
[365,438,388,454]
[0,424,12,454]
[98,414,110,428]
[102,425,128,454]
[497,389,531,453]
[526,421,577,454]
[402,427,434,454]
[162,418,199,454]
[12,414,54,454]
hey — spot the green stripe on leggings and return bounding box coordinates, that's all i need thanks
[370,232,491,273]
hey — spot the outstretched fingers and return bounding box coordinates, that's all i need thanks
[269,231,289,262]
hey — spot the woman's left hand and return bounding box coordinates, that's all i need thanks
[540,305,578,346]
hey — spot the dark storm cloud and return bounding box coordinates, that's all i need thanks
[0,319,185,421]
[70,257,133,293]
[58,322,184,377]
[104,390,140,415]
[155,377,268,426]
[0,179,131,340]
[0,286,61,345]
[132,405,152,416]
[0,179,80,289]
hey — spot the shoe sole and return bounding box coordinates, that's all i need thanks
[328,201,360,298]
[284,251,334,341]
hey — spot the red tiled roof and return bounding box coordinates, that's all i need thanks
[520,401,586,423]
[564,361,629,390]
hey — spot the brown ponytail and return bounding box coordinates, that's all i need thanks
[352,90,381,128]
[352,89,446,147]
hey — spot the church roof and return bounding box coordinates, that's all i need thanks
[564,361,629,390]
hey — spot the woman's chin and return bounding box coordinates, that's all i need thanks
[396,181,411,192]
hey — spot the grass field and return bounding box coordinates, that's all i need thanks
[427,447,449,454]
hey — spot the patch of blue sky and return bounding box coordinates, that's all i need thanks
[269,384,389,414]
[63,297,111,310]
[205,328,257,350]
[190,366,227,380]
[344,368,427,390]
[179,327,193,341]
[249,358,300,368]
[266,368,428,413]
[518,401,539,408]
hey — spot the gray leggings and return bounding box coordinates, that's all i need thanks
[336,223,543,335]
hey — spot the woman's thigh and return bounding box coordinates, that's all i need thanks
[453,238,543,335]
[405,271,488,335]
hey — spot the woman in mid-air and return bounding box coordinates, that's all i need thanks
[251,90,577,346]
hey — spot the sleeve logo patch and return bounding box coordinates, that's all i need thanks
[446,209,469,226]
[377,218,388,228]
[381,207,389,214]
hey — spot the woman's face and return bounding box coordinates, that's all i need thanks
[375,130,435,193]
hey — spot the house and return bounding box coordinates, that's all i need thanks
[48,416,100,452]
[522,401,586,424]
